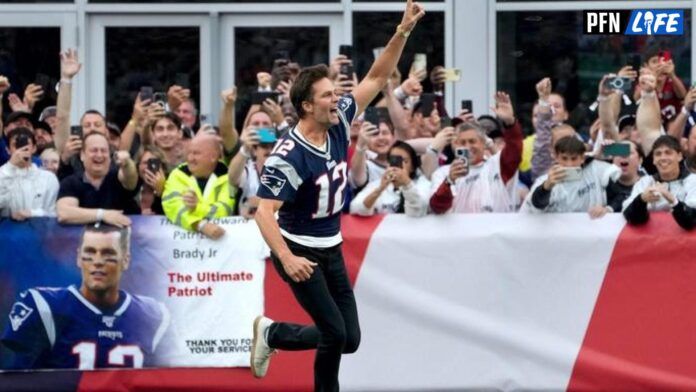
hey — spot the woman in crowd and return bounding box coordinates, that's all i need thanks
[350,141,430,217]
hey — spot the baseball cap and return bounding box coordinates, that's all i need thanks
[477,115,504,139]
[39,106,57,122]
[6,111,35,128]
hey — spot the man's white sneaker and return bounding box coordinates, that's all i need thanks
[251,315,275,378]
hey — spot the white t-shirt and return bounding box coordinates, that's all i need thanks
[521,159,620,213]
[430,152,518,213]
[0,162,59,217]
[350,173,431,217]
[622,173,696,211]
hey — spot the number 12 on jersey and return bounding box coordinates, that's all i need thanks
[313,162,348,218]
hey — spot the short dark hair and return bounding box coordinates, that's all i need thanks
[642,45,663,65]
[7,127,36,148]
[82,131,110,151]
[80,109,106,124]
[389,140,420,179]
[651,134,682,154]
[155,112,182,130]
[554,135,586,155]
[290,64,330,119]
[81,224,130,255]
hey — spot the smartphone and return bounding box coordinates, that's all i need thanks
[140,86,154,102]
[443,68,461,82]
[602,143,630,157]
[441,116,452,128]
[70,125,83,138]
[252,91,280,105]
[603,76,633,95]
[35,73,51,92]
[388,155,404,168]
[420,93,436,116]
[339,45,353,59]
[364,107,380,125]
[153,92,168,108]
[257,128,277,144]
[461,100,473,113]
[372,46,385,60]
[412,53,427,75]
[15,134,30,149]
[340,63,354,78]
[175,73,189,89]
[659,50,672,62]
[147,157,161,173]
[630,54,642,71]
[562,167,583,182]
[455,147,470,169]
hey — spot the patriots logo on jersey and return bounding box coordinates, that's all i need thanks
[261,174,287,196]
[9,302,33,331]
[338,97,353,111]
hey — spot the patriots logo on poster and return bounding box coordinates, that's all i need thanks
[9,302,33,331]
[261,174,287,196]
[338,97,353,111]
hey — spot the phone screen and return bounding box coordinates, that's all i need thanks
[461,100,473,113]
[420,94,436,116]
[364,107,380,125]
[388,155,404,168]
[252,92,280,105]
[140,86,154,102]
[602,143,630,157]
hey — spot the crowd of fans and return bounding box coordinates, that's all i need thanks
[2,42,696,238]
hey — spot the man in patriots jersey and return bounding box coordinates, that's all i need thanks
[251,1,425,390]
[1,224,171,370]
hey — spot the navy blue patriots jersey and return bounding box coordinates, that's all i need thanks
[1,286,170,370]
[257,94,357,248]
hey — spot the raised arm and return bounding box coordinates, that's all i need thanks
[219,87,239,153]
[115,151,138,191]
[55,49,82,155]
[636,71,662,154]
[352,0,425,116]
[597,75,621,141]
[668,87,696,139]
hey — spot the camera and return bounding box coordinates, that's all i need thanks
[388,155,404,168]
[147,158,161,173]
[455,147,470,169]
[153,92,168,109]
[603,76,632,94]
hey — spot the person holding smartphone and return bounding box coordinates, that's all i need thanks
[633,46,687,125]
[521,136,620,214]
[0,128,59,220]
[227,126,278,219]
[623,135,696,230]
[429,92,523,214]
[349,114,395,191]
[136,146,168,215]
[350,141,429,217]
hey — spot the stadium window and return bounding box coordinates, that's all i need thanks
[0,27,60,118]
[352,11,444,95]
[104,27,200,129]
[496,10,692,136]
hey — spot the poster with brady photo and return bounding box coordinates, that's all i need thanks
[0,217,267,371]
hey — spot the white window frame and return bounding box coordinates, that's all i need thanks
[87,14,211,121]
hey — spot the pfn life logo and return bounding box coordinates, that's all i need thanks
[583,10,684,35]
